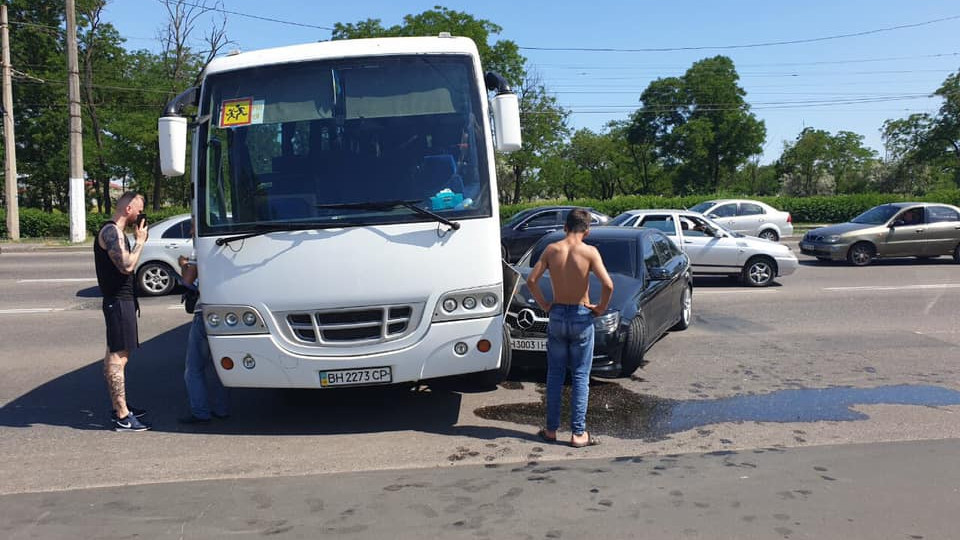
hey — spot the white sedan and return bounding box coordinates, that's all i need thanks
[609,209,798,287]
[131,213,193,296]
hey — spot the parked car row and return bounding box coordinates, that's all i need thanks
[609,209,797,287]
[501,199,960,380]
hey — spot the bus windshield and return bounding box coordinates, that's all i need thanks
[197,54,490,235]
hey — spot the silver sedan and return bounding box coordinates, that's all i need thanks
[688,198,794,241]
[609,209,799,287]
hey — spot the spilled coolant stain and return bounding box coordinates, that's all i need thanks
[475,382,960,440]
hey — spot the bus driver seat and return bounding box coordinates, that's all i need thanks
[419,154,465,197]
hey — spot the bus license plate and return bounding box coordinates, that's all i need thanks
[511,338,547,352]
[319,367,393,387]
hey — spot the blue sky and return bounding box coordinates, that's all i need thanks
[103,0,960,164]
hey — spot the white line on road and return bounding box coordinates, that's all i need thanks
[823,284,960,292]
[695,289,778,295]
[16,278,96,283]
[0,308,65,314]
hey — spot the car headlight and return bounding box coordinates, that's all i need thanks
[823,235,843,244]
[593,311,620,333]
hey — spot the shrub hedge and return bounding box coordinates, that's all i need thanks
[0,207,190,239]
[499,191,960,224]
[5,192,960,238]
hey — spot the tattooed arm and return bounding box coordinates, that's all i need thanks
[100,224,144,275]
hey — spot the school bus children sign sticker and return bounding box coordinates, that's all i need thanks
[218,97,264,128]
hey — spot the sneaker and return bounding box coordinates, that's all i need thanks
[178,414,211,424]
[112,406,147,420]
[212,412,230,420]
[113,413,149,432]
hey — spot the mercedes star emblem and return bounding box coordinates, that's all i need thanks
[517,308,537,330]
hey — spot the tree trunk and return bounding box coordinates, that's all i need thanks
[512,164,523,204]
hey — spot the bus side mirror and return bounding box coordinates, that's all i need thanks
[491,93,522,153]
[158,116,187,177]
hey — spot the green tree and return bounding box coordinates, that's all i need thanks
[882,70,960,191]
[566,129,623,200]
[777,128,833,196]
[500,73,569,204]
[332,6,525,87]
[6,0,69,211]
[629,56,766,194]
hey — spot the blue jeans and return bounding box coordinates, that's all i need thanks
[545,304,595,435]
[184,312,229,419]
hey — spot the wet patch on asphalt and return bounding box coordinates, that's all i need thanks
[475,381,960,440]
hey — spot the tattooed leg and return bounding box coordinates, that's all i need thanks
[104,349,129,418]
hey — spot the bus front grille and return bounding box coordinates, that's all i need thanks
[281,304,422,346]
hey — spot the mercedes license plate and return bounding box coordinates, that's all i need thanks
[511,338,547,352]
[319,367,392,387]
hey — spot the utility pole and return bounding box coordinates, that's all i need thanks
[1,5,19,240]
[66,0,85,242]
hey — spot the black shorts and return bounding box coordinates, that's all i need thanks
[102,298,139,353]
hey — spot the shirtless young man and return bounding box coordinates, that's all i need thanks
[94,191,150,431]
[525,208,613,448]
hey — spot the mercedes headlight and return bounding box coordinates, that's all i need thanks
[594,311,620,333]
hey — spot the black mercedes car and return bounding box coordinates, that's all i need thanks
[501,206,611,263]
[506,227,692,378]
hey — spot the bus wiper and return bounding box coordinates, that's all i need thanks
[215,221,362,247]
[315,199,461,230]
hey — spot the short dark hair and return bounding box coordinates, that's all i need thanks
[565,208,591,233]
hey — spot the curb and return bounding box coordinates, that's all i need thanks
[0,243,91,254]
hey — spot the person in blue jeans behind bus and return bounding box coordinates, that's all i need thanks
[177,248,230,424]
[525,208,613,448]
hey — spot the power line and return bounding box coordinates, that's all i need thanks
[161,0,334,31]
[520,14,960,53]
[532,52,960,70]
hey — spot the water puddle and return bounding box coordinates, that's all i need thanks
[475,382,960,440]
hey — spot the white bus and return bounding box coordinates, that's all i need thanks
[158,35,522,389]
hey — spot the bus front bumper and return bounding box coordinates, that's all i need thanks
[208,317,504,388]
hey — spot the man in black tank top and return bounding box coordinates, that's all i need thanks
[94,191,150,432]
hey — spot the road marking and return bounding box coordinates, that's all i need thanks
[0,308,66,314]
[823,284,960,292]
[696,289,778,295]
[16,278,96,283]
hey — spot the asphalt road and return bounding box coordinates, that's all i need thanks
[1,246,959,538]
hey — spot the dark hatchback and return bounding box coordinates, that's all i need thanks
[501,206,611,263]
[506,227,692,378]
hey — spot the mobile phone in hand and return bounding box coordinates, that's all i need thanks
[136,213,147,228]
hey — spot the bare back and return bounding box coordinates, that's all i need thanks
[542,239,599,305]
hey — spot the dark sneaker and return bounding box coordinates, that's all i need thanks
[113,413,149,432]
[178,414,211,424]
[212,412,230,420]
[112,406,147,420]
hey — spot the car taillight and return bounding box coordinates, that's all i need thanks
[787,213,792,223]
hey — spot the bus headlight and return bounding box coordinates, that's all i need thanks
[204,306,269,335]
[433,284,503,323]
